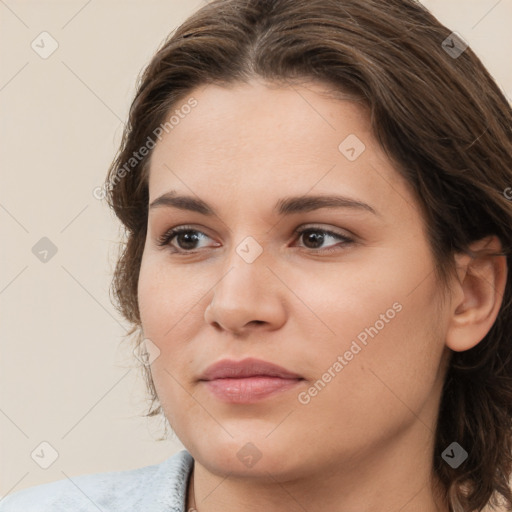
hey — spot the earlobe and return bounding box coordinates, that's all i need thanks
[445,235,508,353]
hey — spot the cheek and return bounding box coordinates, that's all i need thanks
[137,255,199,429]
[137,250,206,338]
[294,297,445,450]
[293,249,446,414]
[137,251,215,397]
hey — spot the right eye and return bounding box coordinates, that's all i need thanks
[157,225,220,253]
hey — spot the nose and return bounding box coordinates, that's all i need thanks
[204,246,287,336]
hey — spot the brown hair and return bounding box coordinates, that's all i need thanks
[105,1,512,510]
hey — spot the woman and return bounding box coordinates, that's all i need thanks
[2,0,511,511]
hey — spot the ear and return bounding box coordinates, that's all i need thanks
[445,235,508,352]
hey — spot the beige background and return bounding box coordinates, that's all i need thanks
[1,0,511,503]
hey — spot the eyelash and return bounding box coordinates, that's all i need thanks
[156,225,354,255]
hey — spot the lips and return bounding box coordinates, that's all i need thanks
[199,357,303,381]
[199,357,304,404]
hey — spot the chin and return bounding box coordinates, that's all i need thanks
[190,436,310,481]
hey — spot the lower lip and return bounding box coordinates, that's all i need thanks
[202,377,303,403]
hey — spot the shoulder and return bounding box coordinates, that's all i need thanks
[0,449,194,512]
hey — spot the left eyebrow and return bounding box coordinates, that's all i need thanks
[274,194,380,217]
[149,191,380,217]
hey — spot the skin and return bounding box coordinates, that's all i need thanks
[137,79,507,512]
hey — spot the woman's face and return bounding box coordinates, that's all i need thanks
[138,79,452,479]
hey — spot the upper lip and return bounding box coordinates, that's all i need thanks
[199,357,303,381]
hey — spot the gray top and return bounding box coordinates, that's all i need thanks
[0,449,194,512]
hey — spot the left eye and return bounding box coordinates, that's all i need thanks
[157,225,354,254]
[293,227,354,253]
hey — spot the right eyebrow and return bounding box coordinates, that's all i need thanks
[149,192,213,215]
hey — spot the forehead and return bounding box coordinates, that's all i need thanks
[147,80,419,221]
